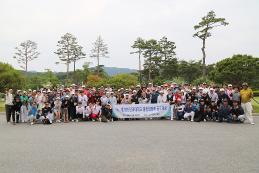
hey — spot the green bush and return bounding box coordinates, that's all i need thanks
[253,90,259,97]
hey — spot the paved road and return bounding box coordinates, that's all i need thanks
[0,113,258,173]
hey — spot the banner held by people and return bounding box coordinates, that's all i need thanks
[112,103,171,119]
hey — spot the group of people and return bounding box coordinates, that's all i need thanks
[4,82,255,125]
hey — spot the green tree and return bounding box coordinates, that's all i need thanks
[194,10,228,77]
[177,60,203,83]
[158,36,177,79]
[71,45,86,73]
[131,37,145,83]
[108,74,138,89]
[209,54,259,87]
[90,35,109,75]
[13,40,40,72]
[0,62,25,92]
[55,33,85,79]
[142,39,161,82]
[72,63,91,85]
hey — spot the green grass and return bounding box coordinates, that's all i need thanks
[252,97,259,113]
[0,101,4,112]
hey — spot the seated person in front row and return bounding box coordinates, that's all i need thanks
[183,99,195,122]
[40,102,53,124]
[207,100,218,121]
[218,99,232,123]
[174,100,185,120]
[231,100,245,123]
[76,101,84,121]
[194,99,207,122]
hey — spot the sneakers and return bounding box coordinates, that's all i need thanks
[251,122,255,125]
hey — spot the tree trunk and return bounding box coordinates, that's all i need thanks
[73,60,76,73]
[25,56,28,72]
[148,55,151,82]
[201,38,206,77]
[97,46,100,75]
[138,50,142,84]
[97,55,100,75]
[66,62,69,79]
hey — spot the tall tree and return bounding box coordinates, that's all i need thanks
[131,37,145,83]
[142,39,161,82]
[90,35,109,75]
[158,36,177,79]
[71,45,86,72]
[13,40,40,72]
[55,33,84,79]
[194,10,228,77]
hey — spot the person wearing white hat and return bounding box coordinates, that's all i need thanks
[208,88,218,103]
[226,84,233,101]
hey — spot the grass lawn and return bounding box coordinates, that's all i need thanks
[0,101,4,112]
[252,97,259,113]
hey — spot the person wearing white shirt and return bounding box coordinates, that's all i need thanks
[108,92,117,105]
[76,102,84,121]
[208,88,218,103]
[5,89,14,123]
[157,91,167,103]
[78,92,88,108]
[100,93,109,106]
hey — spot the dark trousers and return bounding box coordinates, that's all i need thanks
[176,111,184,120]
[195,111,206,122]
[218,111,232,122]
[5,105,15,122]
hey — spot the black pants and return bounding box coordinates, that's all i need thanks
[5,105,15,122]
[195,111,206,122]
[68,106,76,120]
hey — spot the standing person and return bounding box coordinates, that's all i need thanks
[240,83,255,125]
[68,93,78,122]
[232,87,241,103]
[5,89,14,124]
[28,102,38,125]
[20,101,29,123]
[54,97,62,123]
[62,95,69,123]
[13,91,22,124]
[157,91,167,103]
[108,92,117,105]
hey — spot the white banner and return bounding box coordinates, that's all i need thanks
[112,103,171,119]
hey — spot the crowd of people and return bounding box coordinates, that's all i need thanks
[4,82,255,125]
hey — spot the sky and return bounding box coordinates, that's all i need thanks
[1,0,259,72]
